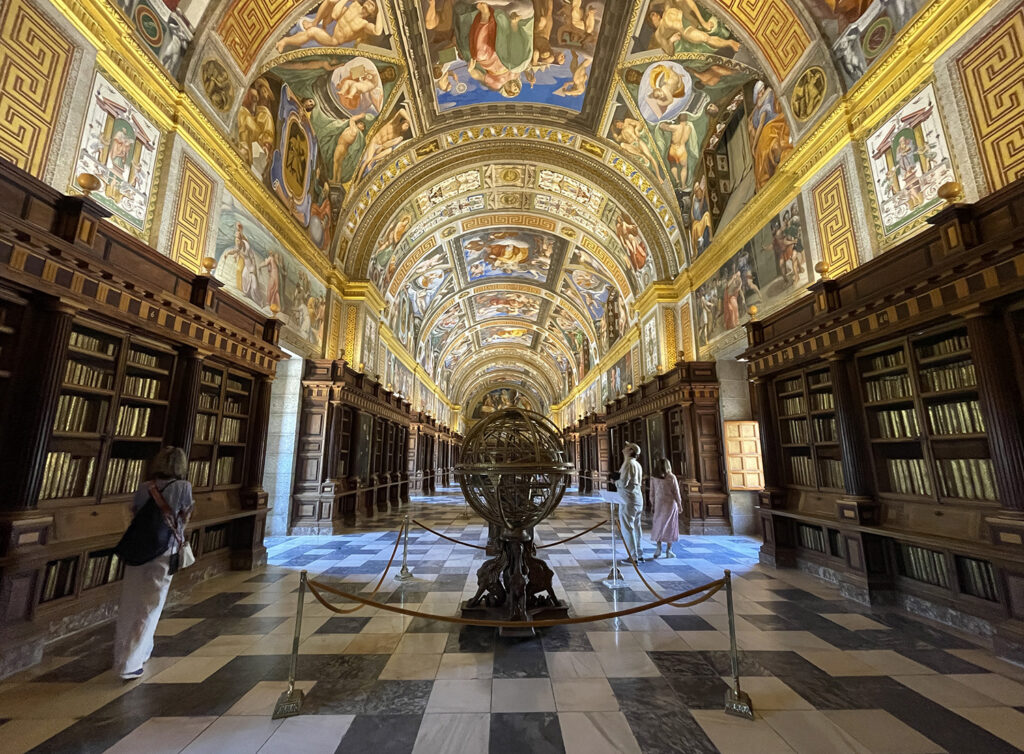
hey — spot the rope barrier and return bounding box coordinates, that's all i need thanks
[305,575,724,628]
[612,517,715,610]
[320,524,404,614]
[411,518,611,551]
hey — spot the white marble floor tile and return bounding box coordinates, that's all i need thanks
[594,651,661,678]
[731,677,814,711]
[946,672,1024,706]
[760,710,871,754]
[396,633,449,654]
[558,711,641,754]
[257,714,354,754]
[491,678,556,713]
[796,650,884,677]
[180,716,282,754]
[691,710,797,754]
[425,679,492,713]
[0,718,77,754]
[552,678,618,712]
[819,613,891,631]
[951,706,1024,750]
[106,716,218,754]
[435,652,493,680]
[225,681,316,716]
[894,673,1001,708]
[412,713,490,754]
[144,656,233,684]
[847,650,938,676]
[825,710,944,753]
[378,652,442,680]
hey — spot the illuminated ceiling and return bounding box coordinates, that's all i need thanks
[146,0,918,410]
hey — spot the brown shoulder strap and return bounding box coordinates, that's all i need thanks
[148,480,184,546]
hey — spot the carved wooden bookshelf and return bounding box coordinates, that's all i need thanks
[743,179,1024,655]
[0,162,284,676]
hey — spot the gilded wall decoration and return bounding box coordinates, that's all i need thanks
[811,163,858,277]
[0,0,74,178]
[73,71,162,234]
[113,0,193,77]
[168,156,215,273]
[956,4,1024,192]
[714,0,811,80]
[864,82,956,238]
[217,0,297,72]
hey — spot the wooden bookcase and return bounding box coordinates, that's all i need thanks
[0,161,284,678]
[743,180,1024,655]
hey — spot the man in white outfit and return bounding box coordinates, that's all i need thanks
[617,442,645,563]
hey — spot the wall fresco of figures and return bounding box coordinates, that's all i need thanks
[114,0,195,78]
[420,0,605,111]
[806,0,922,87]
[606,350,633,400]
[865,83,956,237]
[214,193,327,351]
[74,71,161,233]
[276,0,391,54]
[237,53,412,253]
[694,198,810,350]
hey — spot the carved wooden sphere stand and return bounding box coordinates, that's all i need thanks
[456,408,573,634]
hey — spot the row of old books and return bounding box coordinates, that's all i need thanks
[865,374,912,402]
[899,543,949,587]
[54,394,107,433]
[188,459,210,487]
[204,525,228,552]
[790,454,814,486]
[797,524,826,553]
[868,350,906,371]
[779,396,805,417]
[807,371,831,387]
[123,374,162,400]
[64,359,113,390]
[918,334,970,359]
[936,458,997,501]
[810,392,835,411]
[784,418,809,444]
[818,458,844,489]
[215,455,235,485]
[40,557,78,602]
[201,369,223,387]
[102,457,145,495]
[224,396,244,415]
[128,350,159,368]
[926,400,985,435]
[226,377,248,393]
[198,392,219,411]
[194,413,217,443]
[69,330,115,356]
[920,360,976,393]
[40,452,96,499]
[958,556,999,601]
[220,417,242,443]
[813,417,836,443]
[777,376,802,394]
[876,407,921,439]
[114,405,152,437]
[82,550,124,590]
[886,458,933,496]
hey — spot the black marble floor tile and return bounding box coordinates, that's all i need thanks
[609,677,684,715]
[665,675,731,709]
[740,613,807,631]
[318,616,373,634]
[489,713,564,754]
[244,573,289,583]
[404,617,459,633]
[539,626,593,652]
[492,645,548,679]
[698,650,772,676]
[767,588,829,603]
[303,678,376,714]
[28,713,144,754]
[361,680,433,714]
[897,649,991,674]
[152,617,289,656]
[873,613,978,649]
[659,615,716,631]
[445,626,497,653]
[648,651,720,677]
[297,653,390,681]
[336,714,422,754]
[168,593,265,619]
[33,651,112,683]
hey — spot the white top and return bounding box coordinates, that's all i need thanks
[618,458,643,504]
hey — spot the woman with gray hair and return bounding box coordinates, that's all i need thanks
[113,446,194,680]
[618,442,645,563]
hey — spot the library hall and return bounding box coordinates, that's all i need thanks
[2,0,1024,751]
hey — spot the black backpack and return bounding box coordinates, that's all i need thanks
[114,484,175,566]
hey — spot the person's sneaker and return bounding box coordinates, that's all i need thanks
[120,668,144,681]
[666,551,676,558]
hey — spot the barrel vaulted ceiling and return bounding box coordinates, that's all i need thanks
[134,0,922,411]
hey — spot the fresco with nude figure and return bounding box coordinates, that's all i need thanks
[420,0,606,111]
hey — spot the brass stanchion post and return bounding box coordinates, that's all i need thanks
[272,570,307,719]
[395,515,414,581]
[723,569,754,719]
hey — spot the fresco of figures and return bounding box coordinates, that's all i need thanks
[562,249,627,351]
[460,227,563,282]
[480,325,534,347]
[865,84,955,237]
[471,291,544,321]
[361,314,378,372]
[214,194,327,351]
[236,53,412,253]
[114,0,196,78]
[546,304,593,381]
[642,314,658,374]
[807,0,922,87]
[417,300,465,375]
[74,72,161,232]
[420,0,605,111]
[472,386,534,418]
[607,351,633,399]
[276,0,391,54]
[694,198,810,350]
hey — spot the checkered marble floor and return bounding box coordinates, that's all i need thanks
[4,489,1024,753]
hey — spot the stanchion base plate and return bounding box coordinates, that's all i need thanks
[394,569,415,582]
[724,689,754,720]
[602,566,626,588]
[272,688,305,719]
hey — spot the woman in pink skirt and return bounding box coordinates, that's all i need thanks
[650,457,681,558]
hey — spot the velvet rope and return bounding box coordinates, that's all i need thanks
[319,524,404,614]
[411,518,611,551]
[613,518,711,610]
[305,575,725,628]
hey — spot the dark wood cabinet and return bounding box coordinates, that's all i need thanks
[0,161,284,676]
[742,179,1024,655]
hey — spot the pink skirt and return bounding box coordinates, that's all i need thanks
[650,501,679,542]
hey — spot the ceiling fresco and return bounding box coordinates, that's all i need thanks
[110,0,929,408]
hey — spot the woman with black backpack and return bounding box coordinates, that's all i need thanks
[112,446,194,680]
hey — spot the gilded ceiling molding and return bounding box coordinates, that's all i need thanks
[449,351,560,404]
